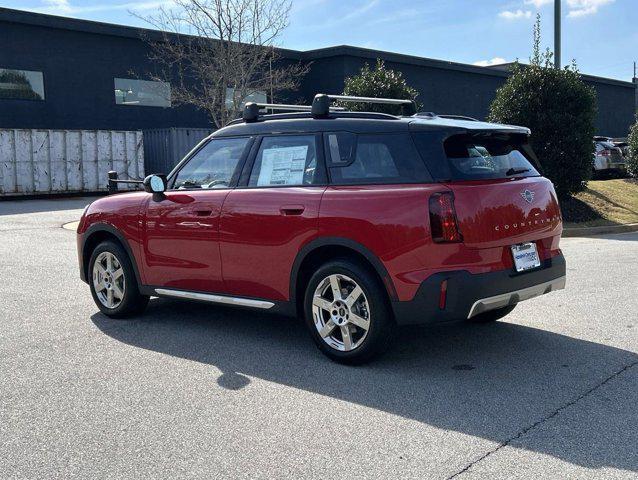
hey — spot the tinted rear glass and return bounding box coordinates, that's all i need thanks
[440,133,540,180]
[326,132,432,185]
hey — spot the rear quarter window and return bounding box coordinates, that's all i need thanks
[325,132,432,185]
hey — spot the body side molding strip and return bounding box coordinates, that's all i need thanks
[154,288,275,310]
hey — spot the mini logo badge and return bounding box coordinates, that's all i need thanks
[521,189,535,204]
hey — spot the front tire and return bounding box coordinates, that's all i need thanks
[88,241,149,318]
[303,259,394,364]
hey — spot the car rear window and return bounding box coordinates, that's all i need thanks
[325,132,432,185]
[438,133,540,180]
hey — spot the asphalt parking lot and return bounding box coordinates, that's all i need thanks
[1,197,637,479]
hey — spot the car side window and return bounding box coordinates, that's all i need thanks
[172,137,250,190]
[326,132,432,185]
[248,135,320,187]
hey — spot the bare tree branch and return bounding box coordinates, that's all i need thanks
[132,0,308,128]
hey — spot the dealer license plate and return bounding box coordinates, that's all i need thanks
[511,242,541,272]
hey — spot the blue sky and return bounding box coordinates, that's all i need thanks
[4,0,637,81]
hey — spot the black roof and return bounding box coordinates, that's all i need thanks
[213,113,531,137]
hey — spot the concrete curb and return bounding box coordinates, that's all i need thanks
[562,222,638,237]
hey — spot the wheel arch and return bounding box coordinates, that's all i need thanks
[290,237,397,317]
[81,223,143,289]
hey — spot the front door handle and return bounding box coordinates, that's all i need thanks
[280,205,305,216]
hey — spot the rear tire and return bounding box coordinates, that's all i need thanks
[88,241,149,318]
[468,304,516,323]
[303,259,395,365]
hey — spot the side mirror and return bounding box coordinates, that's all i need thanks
[143,174,167,202]
[143,174,167,194]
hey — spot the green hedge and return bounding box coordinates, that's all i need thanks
[339,59,420,115]
[488,17,596,199]
[488,62,596,199]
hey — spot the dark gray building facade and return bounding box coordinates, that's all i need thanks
[1,7,636,137]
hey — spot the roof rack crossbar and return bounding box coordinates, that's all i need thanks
[243,102,344,121]
[312,93,417,117]
[327,95,414,106]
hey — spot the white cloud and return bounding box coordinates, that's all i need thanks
[499,9,532,20]
[42,0,72,13]
[524,0,552,7]
[306,0,380,31]
[473,57,508,67]
[522,0,615,17]
[342,0,379,21]
[366,8,419,26]
[566,0,614,17]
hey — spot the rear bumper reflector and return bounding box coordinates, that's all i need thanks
[439,279,448,309]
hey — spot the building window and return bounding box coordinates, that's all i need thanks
[225,88,267,109]
[114,78,171,107]
[0,68,45,101]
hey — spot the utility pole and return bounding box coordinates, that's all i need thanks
[554,0,561,69]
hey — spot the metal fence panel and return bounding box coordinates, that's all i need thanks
[143,128,213,175]
[0,129,143,196]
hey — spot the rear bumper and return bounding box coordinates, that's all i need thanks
[391,253,566,325]
[594,157,626,171]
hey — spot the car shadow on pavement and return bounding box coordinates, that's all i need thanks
[92,298,638,474]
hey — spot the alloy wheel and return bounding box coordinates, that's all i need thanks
[311,274,371,351]
[92,251,125,309]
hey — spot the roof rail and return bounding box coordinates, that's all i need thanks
[437,114,479,122]
[414,111,437,118]
[242,102,345,122]
[312,93,417,117]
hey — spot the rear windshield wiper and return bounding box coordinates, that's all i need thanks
[505,167,530,176]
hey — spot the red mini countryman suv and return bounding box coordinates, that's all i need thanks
[77,94,566,364]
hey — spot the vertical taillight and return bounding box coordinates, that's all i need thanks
[429,192,463,243]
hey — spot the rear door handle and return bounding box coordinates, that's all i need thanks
[280,205,305,216]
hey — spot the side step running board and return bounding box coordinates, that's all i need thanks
[154,288,275,310]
